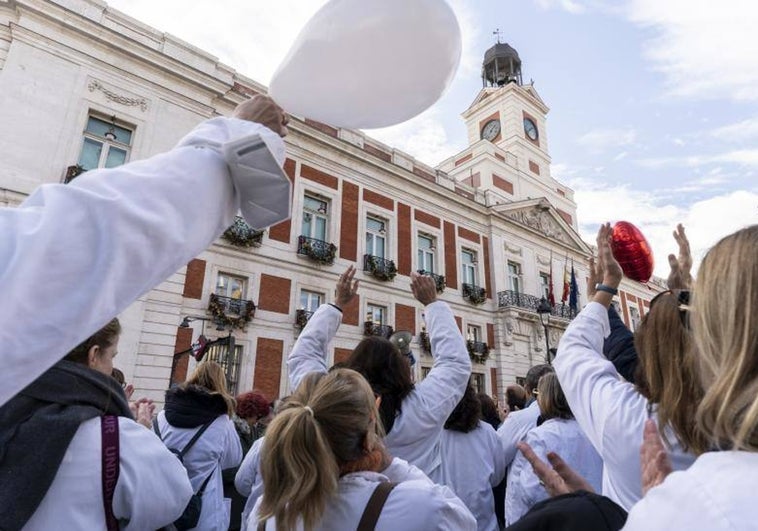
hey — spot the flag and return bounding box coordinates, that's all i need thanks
[548,251,556,306]
[192,335,209,361]
[569,262,579,313]
[561,258,570,303]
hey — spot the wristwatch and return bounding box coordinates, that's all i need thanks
[595,283,618,296]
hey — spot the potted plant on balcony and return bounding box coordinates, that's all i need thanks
[223,216,264,248]
[208,293,255,330]
[300,237,337,265]
[366,255,397,281]
[466,340,490,364]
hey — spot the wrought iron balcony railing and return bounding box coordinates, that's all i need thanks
[363,321,394,338]
[497,290,576,320]
[462,283,487,305]
[208,294,256,330]
[295,309,314,328]
[298,235,337,265]
[364,254,398,281]
[417,270,446,293]
[223,216,264,248]
[64,164,85,184]
[418,330,431,353]
[466,340,490,364]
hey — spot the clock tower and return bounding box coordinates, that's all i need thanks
[436,39,578,229]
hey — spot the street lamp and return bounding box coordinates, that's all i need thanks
[536,297,552,363]
[180,315,225,331]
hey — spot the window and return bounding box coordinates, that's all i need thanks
[470,373,485,394]
[515,376,526,387]
[467,324,482,343]
[205,343,243,395]
[507,261,522,293]
[417,233,436,273]
[301,195,329,241]
[421,366,432,380]
[366,304,387,325]
[629,306,641,331]
[365,216,387,258]
[299,290,323,312]
[77,115,133,171]
[539,272,551,300]
[461,249,478,285]
[216,273,246,300]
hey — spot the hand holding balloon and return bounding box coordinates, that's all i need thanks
[610,221,654,283]
[232,95,289,137]
[595,223,624,289]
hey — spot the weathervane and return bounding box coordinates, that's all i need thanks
[493,28,502,44]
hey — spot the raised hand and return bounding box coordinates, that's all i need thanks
[587,256,600,298]
[335,265,360,308]
[232,95,289,137]
[410,271,437,306]
[517,442,595,496]
[596,223,623,289]
[640,419,672,495]
[667,224,693,290]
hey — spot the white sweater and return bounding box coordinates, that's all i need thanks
[554,302,696,510]
[288,300,471,477]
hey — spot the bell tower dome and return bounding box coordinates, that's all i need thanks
[482,42,522,87]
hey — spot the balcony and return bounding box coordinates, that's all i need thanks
[295,309,314,328]
[466,340,490,364]
[363,321,394,339]
[497,290,576,320]
[418,330,431,353]
[298,235,337,265]
[208,293,256,330]
[364,254,398,281]
[64,164,85,184]
[223,216,264,248]
[417,270,446,293]
[462,283,487,305]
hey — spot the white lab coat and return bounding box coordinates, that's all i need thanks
[504,417,603,525]
[0,117,286,407]
[247,457,477,531]
[236,437,265,531]
[554,302,696,511]
[287,301,472,477]
[23,416,192,530]
[496,401,541,467]
[157,411,243,531]
[623,451,758,531]
[430,421,507,531]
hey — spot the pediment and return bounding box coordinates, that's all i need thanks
[492,198,590,253]
[466,87,498,111]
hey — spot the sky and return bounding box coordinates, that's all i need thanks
[106,0,757,277]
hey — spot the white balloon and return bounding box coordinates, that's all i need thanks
[269,0,461,130]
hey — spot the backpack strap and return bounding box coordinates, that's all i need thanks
[100,415,120,531]
[196,470,214,496]
[176,420,214,460]
[356,481,398,531]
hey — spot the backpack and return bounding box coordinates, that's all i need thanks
[153,418,214,531]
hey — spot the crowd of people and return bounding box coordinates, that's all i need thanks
[0,96,756,530]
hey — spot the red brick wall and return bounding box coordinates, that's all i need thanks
[414,209,441,229]
[483,236,492,299]
[487,323,495,348]
[268,158,297,243]
[454,315,462,332]
[363,143,392,163]
[557,189,566,197]
[304,118,338,138]
[395,303,416,333]
[172,327,193,383]
[258,274,291,314]
[494,153,505,162]
[528,160,541,175]
[454,153,473,166]
[340,182,359,261]
[444,221,458,289]
[458,226,481,244]
[397,203,412,276]
[254,338,283,398]
[342,295,360,326]
[183,259,206,299]
[461,172,481,188]
[363,189,394,211]
[412,166,436,183]
[493,174,514,195]
[300,164,338,189]
[455,187,475,200]
[490,367,498,396]
[557,209,573,226]
[334,347,352,365]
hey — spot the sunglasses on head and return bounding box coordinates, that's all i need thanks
[649,289,690,328]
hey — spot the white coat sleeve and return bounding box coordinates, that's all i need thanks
[235,437,263,496]
[513,432,549,519]
[489,425,508,487]
[220,417,243,470]
[113,418,194,530]
[414,301,471,423]
[425,483,478,531]
[287,304,341,390]
[0,117,286,407]
[553,302,646,456]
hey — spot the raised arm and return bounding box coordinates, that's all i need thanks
[0,96,289,407]
[287,266,359,390]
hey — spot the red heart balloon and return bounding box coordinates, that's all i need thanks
[611,221,654,283]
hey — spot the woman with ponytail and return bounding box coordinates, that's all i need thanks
[249,369,475,530]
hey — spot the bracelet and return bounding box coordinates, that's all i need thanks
[595,283,618,296]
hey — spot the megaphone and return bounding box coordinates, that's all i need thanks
[390,330,416,366]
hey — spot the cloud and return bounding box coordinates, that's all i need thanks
[576,128,637,154]
[710,117,758,142]
[626,0,758,101]
[533,0,588,14]
[637,149,758,169]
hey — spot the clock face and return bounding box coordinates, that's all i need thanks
[481,119,501,141]
[523,118,538,141]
